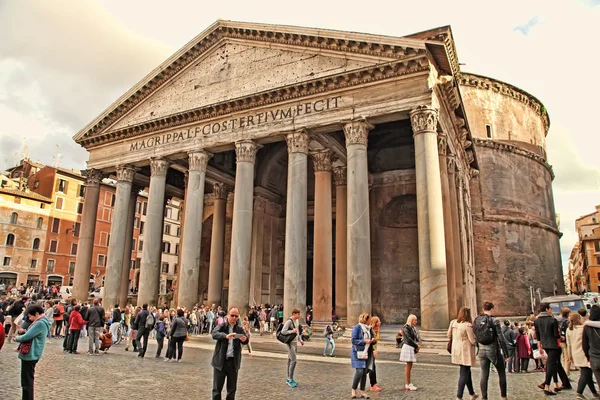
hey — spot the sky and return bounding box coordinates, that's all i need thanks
[0,0,599,273]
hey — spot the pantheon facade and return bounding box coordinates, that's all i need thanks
[71,21,563,330]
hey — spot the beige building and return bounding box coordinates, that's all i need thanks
[569,206,600,294]
[71,21,562,330]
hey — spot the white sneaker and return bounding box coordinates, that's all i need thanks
[405,383,417,391]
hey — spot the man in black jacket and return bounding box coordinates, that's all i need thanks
[534,303,571,395]
[474,301,510,400]
[7,296,27,343]
[211,307,247,400]
[134,303,150,358]
[86,299,105,355]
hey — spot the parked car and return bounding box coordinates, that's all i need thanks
[542,295,586,314]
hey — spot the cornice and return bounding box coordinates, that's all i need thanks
[458,73,550,133]
[79,57,429,149]
[473,213,560,236]
[472,138,554,179]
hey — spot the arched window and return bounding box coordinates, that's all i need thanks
[6,234,15,246]
[37,217,43,229]
[33,238,40,250]
[10,212,18,224]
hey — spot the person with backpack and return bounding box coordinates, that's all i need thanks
[280,308,304,387]
[568,312,598,399]
[134,303,152,358]
[557,307,572,375]
[474,301,509,400]
[534,302,571,395]
[52,301,64,337]
[323,323,335,357]
[583,305,600,398]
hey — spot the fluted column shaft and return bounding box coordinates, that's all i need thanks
[207,183,228,306]
[439,136,457,319]
[411,106,449,330]
[138,158,169,306]
[119,188,138,307]
[312,151,333,322]
[447,158,464,310]
[344,119,373,325]
[283,130,309,320]
[228,140,259,313]
[178,151,211,309]
[250,197,266,306]
[73,169,102,302]
[104,166,136,308]
[334,167,348,319]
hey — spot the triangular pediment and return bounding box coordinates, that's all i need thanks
[74,20,438,147]
[108,41,380,132]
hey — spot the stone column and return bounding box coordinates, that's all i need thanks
[268,215,281,304]
[250,197,266,306]
[283,130,309,319]
[138,158,169,306]
[343,119,373,325]
[438,135,457,319]
[311,151,333,323]
[228,140,259,313]
[207,182,228,306]
[119,188,138,307]
[410,106,449,330]
[73,169,102,302]
[177,151,211,309]
[333,166,348,320]
[104,165,136,308]
[447,157,464,311]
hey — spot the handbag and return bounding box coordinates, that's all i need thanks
[185,331,190,341]
[18,341,32,355]
[447,321,454,354]
[356,343,370,360]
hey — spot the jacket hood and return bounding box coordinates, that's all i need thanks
[37,316,52,329]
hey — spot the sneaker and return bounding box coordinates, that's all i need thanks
[177,359,181,363]
[94,350,100,355]
[329,354,335,357]
[290,380,298,388]
[164,358,170,362]
[286,379,294,387]
[576,394,587,400]
[370,384,382,392]
[405,384,417,391]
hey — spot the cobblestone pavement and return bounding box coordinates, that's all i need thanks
[0,338,577,399]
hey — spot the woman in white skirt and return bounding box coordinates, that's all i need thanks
[399,314,420,391]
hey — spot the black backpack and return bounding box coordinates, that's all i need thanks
[474,314,496,345]
[276,318,297,344]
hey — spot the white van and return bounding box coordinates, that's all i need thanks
[89,286,104,300]
[59,286,74,300]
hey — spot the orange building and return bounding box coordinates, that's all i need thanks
[569,205,600,294]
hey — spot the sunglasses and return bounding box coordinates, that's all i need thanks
[229,314,240,318]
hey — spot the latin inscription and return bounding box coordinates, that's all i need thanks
[129,96,342,152]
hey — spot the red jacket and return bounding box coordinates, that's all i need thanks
[69,310,87,330]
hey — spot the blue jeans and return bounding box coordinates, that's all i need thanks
[324,337,335,355]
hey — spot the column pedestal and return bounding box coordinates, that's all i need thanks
[73,169,102,302]
[138,158,169,306]
[343,119,373,325]
[311,151,333,323]
[228,140,259,313]
[283,130,309,319]
[410,106,449,330]
[207,183,227,306]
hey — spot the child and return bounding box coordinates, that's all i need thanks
[156,315,166,358]
[99,329,113,352]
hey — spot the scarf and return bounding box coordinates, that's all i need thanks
[359,323,371,340]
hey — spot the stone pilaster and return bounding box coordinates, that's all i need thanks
[343,118,373,325]
[250,196,266,306]
[73,169,102,302]
[138,158,169,306]
[410,106,449,330]
[228,140,259,314]
[207,182,228,306]
[283,130,309,320]
[178,151,211,309]
[439,135,457,319]
[104,165,136,308]
[447,157,464,311]
[333,166,347,319]
[311,151,333,323]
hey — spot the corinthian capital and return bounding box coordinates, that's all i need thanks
[311,151,332,172]
[188,150,212,172]
[437,134,447,156]
[116,165,136,183]
[285,130,309,154]
[150,158,170,177]
[410,106,438,134]
[213,182,228,200]
[333,166,347,186]
[343,118,373,146]
[235,140,259,163]
[83,168,103,187]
